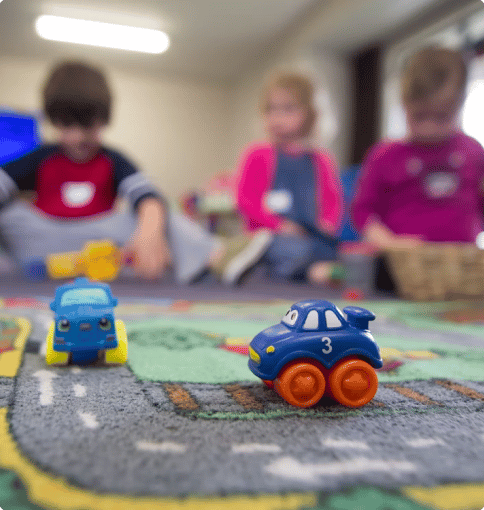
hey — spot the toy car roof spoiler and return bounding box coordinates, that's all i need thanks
[343,306,376,330]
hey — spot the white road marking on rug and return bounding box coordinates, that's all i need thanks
[78,412,99,429]
[264,457,417,482]
[405,438,445,448]
[322,438,369,450]
[136,441,187,453]
[33,370,57,406]
[73,384,86,397]
[231,443,282,454]
[70,367,82,374]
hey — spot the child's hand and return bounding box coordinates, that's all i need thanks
[389,235,425,250]
[364,221,424,250]
[122,230,171,279]
[122,197,171,279]
[319,219,337,235]
[278,220,305,236]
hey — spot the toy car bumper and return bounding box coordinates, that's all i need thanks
[248,358,274,381]
[54,334,117,352]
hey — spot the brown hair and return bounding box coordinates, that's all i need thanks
[260,72,317,137]
[401,46,467,106]
[43,61,112,127]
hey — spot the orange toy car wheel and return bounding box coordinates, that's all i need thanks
[274,362,326,408]
[329,357,378,407]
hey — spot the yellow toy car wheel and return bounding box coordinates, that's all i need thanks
[105,320,128,364]
[45,322,69,366]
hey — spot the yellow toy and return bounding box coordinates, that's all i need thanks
[46,240,126,282]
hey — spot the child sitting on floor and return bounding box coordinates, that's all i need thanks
[235,72,343,284]
[0,61,271,284]
[352,46,483,252]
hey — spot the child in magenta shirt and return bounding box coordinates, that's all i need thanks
[236,72,343,283]
[352,47,484,249]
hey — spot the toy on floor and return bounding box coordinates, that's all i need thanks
[46,240,131,281]
[248,300,382,408]
[46,277,128,366]
[343,287,365,301]
[23,259,47,280]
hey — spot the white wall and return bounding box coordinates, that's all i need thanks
[0,55,233,199]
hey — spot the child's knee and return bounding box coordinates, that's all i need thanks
[266,235,311,262]
[266,235,313,278]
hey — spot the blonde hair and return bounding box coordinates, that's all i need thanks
[260,72,317,137]
[401,46,467,106]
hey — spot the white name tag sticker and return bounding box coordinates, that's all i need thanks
[61,182,95,208]
[264,190,293,214]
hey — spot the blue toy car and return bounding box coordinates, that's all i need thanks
[46,277,127,366]
[248,300,382,408]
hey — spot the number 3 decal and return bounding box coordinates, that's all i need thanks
[322,337,332,354]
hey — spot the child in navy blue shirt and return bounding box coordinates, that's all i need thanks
[0,61,272,284]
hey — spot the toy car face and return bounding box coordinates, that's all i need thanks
[248,300,382,381]
[50,278,118,352]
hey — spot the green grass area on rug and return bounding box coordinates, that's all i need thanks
[0,468,45,509]
[301,487,434,510]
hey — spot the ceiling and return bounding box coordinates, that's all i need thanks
[0,0,320,82]
[0,0,472,83]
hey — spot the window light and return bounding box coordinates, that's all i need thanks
[476,232,484,250]
[35,15,170,54]
[463,80,484,147]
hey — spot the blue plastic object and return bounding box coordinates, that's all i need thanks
[343,306,376,330]
[248,299,382,407]
[339,165,361,242]
[23,260,47,281]
[0,110,40,166]
[49,277,120,365]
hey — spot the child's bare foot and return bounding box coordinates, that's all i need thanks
[308,261,334,285]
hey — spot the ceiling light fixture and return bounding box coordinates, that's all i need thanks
[35,15,170,54]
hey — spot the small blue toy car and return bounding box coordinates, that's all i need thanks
[248,300,382,408]
[46,277,127,366]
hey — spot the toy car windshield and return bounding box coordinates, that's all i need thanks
[60,288,110,307]
[281,309,298,326]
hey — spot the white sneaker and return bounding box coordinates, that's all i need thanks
[221,229,273,286]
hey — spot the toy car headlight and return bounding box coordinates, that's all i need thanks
[249,346,260,364]
[98,317,112,331]
[57,319,70,332]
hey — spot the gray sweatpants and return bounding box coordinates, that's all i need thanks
[0,201,218,283]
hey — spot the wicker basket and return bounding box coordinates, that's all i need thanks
[385,243,484,301]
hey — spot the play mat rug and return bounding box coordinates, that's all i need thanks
[0,297,484,510]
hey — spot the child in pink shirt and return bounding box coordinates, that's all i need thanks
[236,72,343,283]
[353,47,484,248]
